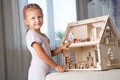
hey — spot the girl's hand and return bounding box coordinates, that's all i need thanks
[55,65,65,72]
[61,41,71,50]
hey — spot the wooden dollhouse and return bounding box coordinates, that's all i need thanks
[61,15,120,71]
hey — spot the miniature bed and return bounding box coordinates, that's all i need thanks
[46,69,120,80]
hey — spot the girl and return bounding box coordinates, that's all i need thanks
[23,3,70,80]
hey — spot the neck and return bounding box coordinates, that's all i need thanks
[31,29,41,34]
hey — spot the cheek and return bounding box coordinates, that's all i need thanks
[28,20,34,24]
[24,19,28,25]
[24,18,31,25]
[40,19,43,24]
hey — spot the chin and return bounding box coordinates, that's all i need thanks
[35,26,41,29]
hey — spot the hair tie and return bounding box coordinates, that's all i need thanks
[23,6,28,13]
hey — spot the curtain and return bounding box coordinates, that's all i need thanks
[0,0,6,79]
[76,0,89,20]
[0,0,31,80]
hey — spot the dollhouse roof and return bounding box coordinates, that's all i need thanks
[61,15,120,48]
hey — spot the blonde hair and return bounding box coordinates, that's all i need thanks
[23,3,43,32]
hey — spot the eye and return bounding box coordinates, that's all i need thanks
[31,17,35,20]
[38,16,43,19]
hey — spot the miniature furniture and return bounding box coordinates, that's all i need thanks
[61,15,120,71]
[46,69,120,80]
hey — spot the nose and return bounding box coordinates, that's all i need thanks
[36,17,39,21]
[35,18,40,23]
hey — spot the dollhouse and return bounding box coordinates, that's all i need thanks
[61,15,120,71]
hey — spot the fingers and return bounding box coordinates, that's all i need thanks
[55,65,65,72]
[63,42,71,49]
[65,41,71,47]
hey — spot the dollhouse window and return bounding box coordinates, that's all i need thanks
[70,51,76,62]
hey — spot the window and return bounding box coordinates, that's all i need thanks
[53,0,77,40]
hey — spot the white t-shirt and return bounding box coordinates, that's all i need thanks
[26,30,52,80]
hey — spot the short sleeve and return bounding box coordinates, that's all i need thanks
[26,31,42,46]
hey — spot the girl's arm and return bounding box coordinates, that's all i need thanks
[51,42,70,56]
[32,42,64,72]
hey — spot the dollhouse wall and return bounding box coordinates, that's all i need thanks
[100,43,120,70]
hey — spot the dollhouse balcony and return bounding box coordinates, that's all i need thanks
[69,41,99,48]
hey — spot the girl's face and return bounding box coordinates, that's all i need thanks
[25,9,43,31]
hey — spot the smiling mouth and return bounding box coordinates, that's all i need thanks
[35,24,41,25]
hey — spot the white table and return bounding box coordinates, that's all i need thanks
[46,69,120,80]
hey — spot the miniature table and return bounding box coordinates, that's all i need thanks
[46,69,120,80]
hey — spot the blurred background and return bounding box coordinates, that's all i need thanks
[0,0,120,80]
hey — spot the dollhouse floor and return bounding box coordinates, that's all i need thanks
[46,69,120,80]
